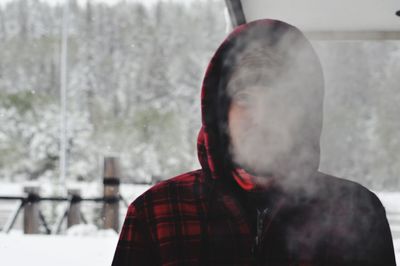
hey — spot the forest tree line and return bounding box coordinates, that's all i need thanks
[0,0,399,190]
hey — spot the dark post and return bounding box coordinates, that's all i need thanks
[103,157,120,232]
[224,0,246,27]
[23,186,40,234]
[67,188,81,228]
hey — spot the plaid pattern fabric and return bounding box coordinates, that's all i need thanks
[111,169,253,265]
[112,20,396,265]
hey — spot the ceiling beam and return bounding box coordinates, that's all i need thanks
[227,0,400,40]
[306,31,400,41]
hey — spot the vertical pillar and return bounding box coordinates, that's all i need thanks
[67,188,81,228]
[103,157,120,232]
[23,186,40,234]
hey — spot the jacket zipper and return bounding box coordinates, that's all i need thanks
[252,207,269,261]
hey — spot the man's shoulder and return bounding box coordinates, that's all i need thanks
[316,171,384,210]
[151,169,206,190]
[317,171,375,194]
[132,169,209,206]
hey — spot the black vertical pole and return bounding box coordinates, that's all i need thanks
[224,0,246,27]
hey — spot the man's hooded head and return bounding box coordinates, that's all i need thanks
[197,19,324,189]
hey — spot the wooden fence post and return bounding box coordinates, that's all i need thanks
[67,188,81,228]
[23,186,40,234]
[103,157,120,232]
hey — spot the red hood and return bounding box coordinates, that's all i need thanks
[197,19,324,184]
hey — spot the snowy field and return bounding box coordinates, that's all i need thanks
[0,232,119,266]
[0,183,399,265]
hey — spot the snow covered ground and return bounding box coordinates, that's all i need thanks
[0,184,398,265]
[0,232,119,266]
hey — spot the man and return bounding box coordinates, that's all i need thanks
[112,19,396,265]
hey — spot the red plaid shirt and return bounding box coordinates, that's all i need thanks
[112,20,396,266]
